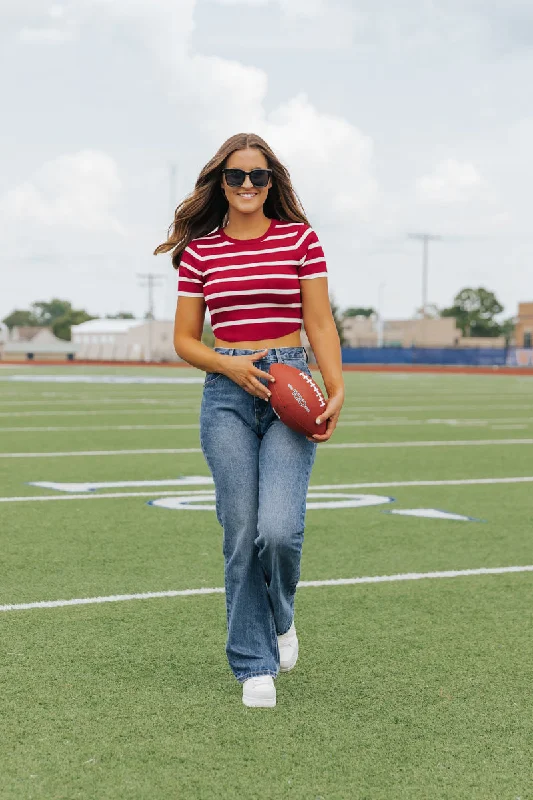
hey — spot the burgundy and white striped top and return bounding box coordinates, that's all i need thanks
[177,219,328,342]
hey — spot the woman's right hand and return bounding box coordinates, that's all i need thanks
[219,349,275,400]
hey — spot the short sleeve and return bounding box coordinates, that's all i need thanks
[178,246,204,297]
[299,228,328,280]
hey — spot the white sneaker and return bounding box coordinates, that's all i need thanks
[278,622,299,673]
[242,676,276,708]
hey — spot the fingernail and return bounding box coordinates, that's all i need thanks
[267,392,271,398]
[270,377,276,383]
[316,418,321,425]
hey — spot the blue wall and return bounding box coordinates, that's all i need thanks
[341,347,509,366]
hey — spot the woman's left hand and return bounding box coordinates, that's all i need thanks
[308,392,344,443]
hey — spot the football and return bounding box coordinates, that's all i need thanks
[269,363,328,437]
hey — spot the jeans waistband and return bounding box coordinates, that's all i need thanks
[214,346,308,364]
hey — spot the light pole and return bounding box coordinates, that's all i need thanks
[407,233,442,317]
[377,282,385,348]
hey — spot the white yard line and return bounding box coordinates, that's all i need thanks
[0,408,198,418]
[340,404,533,412]
[326,438,533,449]
[0,424,200,433]
[2,475,532,503]
[0,398,195,407]
[2,438,532,459]
[1,565,532,612]
[0,376,203,385]
[2,417,532,433]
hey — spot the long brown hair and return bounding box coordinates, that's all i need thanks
[154,133,309,269]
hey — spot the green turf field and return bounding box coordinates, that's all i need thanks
[1,364,532,799]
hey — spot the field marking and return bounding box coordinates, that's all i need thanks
[0,424,200,433]
[29,477,214,492]
[2,475,533,503]
[1,565,532,612]
[0,398,197,407]
[0,408,198,419]
[2,438,533,459]
[3,405,533,419]
[0,375,203,385]
[3,417,533,433]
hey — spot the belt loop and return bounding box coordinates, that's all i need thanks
[275,348,282,363]
[229,348,235,356]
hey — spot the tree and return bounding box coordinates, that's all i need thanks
[441,287,504,337]
[105,312,136,319]
[330,295,346,346]
[500,317,516,347]
[2,298,95,341]
[32,299,73,327]
[2,309,39,329]
[53,309,96,341]
[343,307,375,319]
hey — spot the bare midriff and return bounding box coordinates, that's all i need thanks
[214,330,302,350]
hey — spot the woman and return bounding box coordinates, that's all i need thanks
[155,133,344,708]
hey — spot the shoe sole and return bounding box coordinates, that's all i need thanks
[242,696,276,708]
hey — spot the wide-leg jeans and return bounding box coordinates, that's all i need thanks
[200,347,317,683]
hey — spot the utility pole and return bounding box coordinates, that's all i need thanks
[137,273,165,362]
[407,233,442,317]
[377,282,386,348]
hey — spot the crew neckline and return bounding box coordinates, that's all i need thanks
[219,218,275,244]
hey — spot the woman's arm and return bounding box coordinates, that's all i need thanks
[173,297,274,400]
[301,278,345,442]
[173,296,223,373]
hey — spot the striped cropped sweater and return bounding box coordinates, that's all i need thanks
[177,219,328,342]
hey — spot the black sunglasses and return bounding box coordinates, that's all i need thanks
[222,168,272,188]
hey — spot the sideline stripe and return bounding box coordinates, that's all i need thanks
[2,439,533,458]
[1,565,532,612]
[2,475,533,503]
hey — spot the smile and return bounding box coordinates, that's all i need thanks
[237,192,257,198]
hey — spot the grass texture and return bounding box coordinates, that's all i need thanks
[0,365,532,799]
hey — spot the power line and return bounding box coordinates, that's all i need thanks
[408,233,442,317]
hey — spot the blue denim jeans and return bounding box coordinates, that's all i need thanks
[200,347,317,683]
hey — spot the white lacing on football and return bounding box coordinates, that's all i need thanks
[299,372,326,408]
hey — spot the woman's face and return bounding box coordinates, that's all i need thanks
[222,148,272,217]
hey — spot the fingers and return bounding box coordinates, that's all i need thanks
[246,377,272,400]
[249,349,269,362]
[311,413,339,443]
[253,367,275,383]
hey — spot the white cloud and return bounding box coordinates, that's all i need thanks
[263,95,378,222]
[48,4,66,19]
[82,0,378,223]
[416,160,484,205]
[1,150,124,233]
[18,26,75,43]
[212,0,326,16]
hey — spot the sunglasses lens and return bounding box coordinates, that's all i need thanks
[250,169,270,187]
[224,169,245,187]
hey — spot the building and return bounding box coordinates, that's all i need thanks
[72,318,178,361]
[0,326,78,361]
[341,315,507,349]
[341,316,461,348]
[515,302,533,348]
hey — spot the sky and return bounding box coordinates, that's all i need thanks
[1,0,532,323]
